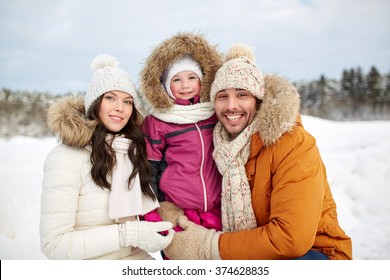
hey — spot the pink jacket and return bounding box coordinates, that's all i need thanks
[142,112,222,231]
[142,113,221,213]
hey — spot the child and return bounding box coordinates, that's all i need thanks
[138,33,223,239]
[40,54,174,259]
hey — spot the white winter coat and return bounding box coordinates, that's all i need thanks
[40,96,153,260]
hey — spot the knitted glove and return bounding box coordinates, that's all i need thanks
[157,201,184,227]
[118,221,174,253]
[164,215,222,260]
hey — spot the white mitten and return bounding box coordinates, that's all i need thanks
[118,221,174,253]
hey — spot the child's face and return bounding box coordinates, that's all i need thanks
[99,90,133,132]
[170,71,201,100]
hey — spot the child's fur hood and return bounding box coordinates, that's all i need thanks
[138,32,223,112]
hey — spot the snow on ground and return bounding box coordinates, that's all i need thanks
[1,116,389,260]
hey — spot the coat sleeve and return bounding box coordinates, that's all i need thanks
[142,116,166,161]
[39,145,120,259]
[219,129,327,259]
[142,116,167,201]
[149,160,166,202]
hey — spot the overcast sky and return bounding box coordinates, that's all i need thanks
[1,0,389,94]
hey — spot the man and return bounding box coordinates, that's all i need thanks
[159,44,352,260]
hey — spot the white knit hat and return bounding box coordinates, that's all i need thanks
[162,55,203,99]
[210,44,265,103]
[85,54,136,114]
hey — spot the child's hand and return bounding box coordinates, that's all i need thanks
[157,202,184,227]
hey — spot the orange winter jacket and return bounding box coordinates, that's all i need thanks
[219,118,352,260]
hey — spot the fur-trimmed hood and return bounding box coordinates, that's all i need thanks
[47,95,97,149]
[138,32,223,112]
[254,74,301,147]
[47,95,145,148]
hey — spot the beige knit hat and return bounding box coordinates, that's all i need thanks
[210,44,265,102]
[85,54,136,114]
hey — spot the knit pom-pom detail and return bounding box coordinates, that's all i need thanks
[225,43,256,63]
[91,54,119,71]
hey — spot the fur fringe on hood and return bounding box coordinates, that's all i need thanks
[47,95,97,148]
[256,74,301,146]
[47,95,144,148]
[138,32,223,112]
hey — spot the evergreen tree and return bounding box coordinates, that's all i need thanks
[341,69,352,100]
[317,75,328,118]
[366,66,381,101]
[384,71,390,101]
[354,67,365,101]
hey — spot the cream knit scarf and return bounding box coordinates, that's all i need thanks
[108,135,159,221]
[151,102,215,124]
[213,119,258,232]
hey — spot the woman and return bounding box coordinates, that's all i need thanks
[40,54,174,260]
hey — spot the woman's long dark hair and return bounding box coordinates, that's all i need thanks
[88,96,155,200]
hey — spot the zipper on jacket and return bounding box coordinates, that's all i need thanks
[195,123,207,212]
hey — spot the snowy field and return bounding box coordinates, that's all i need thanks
[0,115,389,260]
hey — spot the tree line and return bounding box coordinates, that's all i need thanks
[297,66,390,121]
[1,65,389,138]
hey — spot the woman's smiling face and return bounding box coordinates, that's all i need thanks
[98,90,133,132]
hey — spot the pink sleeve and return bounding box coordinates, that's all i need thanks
[143,209,163,222]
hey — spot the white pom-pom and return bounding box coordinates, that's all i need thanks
[91,54,119,71]
[225,43,256,63]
